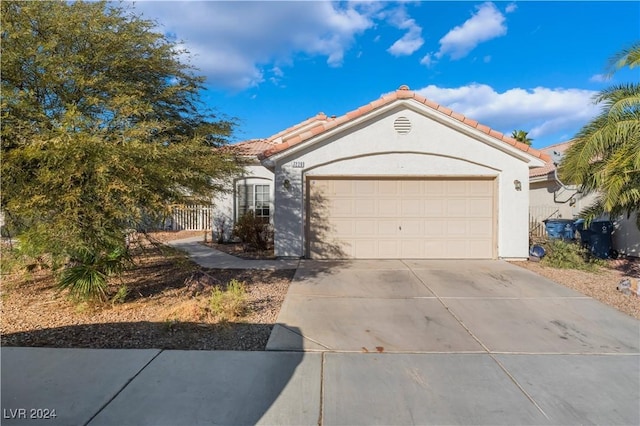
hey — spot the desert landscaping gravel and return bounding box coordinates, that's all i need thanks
[1,232,294,351]
[515,259,640,320]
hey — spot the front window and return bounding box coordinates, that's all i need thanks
[237,183,270,221]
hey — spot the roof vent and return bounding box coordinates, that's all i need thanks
[394,116,411,134]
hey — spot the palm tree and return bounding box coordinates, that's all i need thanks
[511,130,533,145]
[559,42,640,229]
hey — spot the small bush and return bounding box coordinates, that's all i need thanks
[111,285,130,304]
[0,247,24,275]
[57,247,130,301]
[541,239,604,271]
[209,279,248,322]
[233,211,271,251]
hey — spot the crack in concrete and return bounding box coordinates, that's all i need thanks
[402,260,551,421]
[83,349,164,426]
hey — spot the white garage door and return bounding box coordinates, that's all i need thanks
[308,178,495,259]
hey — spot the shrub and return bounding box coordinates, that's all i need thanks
[111,285,130,304]
[233,211,271,251]
[57,247,130,301]
[209,279,248,322]
[540,239,604,271]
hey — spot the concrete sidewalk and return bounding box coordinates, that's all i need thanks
[2,347,638,425]
[167,237,299,270]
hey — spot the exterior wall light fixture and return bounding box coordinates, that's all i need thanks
[513,180,522,191]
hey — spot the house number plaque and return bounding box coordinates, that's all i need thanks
[292,161,305,168]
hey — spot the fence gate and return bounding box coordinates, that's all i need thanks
[529,206,561,239]
[170,205,213,231]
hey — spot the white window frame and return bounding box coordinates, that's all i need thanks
[236,183,271,221]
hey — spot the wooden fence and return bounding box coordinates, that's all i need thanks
[529,206,561,239]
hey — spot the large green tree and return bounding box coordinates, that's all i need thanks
[1,1,242,298]
[559,42,640,229]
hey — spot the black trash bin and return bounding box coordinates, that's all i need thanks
[574,219,615,259]
[543,219,576,240]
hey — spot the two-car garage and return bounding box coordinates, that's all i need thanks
[308,178,495,259]
[261,87,549,260]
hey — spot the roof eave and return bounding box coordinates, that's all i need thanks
[265,98,548,167]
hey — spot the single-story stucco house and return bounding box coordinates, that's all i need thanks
[211,85,551,260]
[530,141,640,258]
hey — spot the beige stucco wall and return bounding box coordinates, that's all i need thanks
[271,104,541,259]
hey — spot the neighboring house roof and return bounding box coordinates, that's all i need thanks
[529,140,573,179]
[257,85,551,162]
[227,139,274,157]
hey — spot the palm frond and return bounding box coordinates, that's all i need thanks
[606,41,640,75]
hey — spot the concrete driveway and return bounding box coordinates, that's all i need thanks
[265,259,640,424]
[267,259,639,353]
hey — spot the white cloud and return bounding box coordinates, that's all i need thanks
[505,3,517,13]
[133,2,375,89]
[420,53,435,67]
[436,2,507,60]
[386,6,424,56]
[589,73,610,83]
[416,83,600,141]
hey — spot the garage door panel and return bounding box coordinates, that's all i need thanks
[401,220,423,235]
[355,180,376,195]
[332,180,354,196]
[401,199,423,216]
[424,199,445,217]
[446,199,468,217]
[355,240,378,258]
[425,181,446,195]
[468,219,493,237]
[379,202,400,216]
[378,240,399,258]
[400,240,422,258]
[378,220,399,235]
[446,220,468,236]
[424,219,446,237]
[469,198,493,217]
[355,220,377,236]
[401,181,422,195]
[332,219,355,236]
[469,240,493,257]
[331,199,355,216]
[469,180,493,195]
[355,199,376,215]
[446,181,468,195]
[378,181,399,195]
[308,178,494,259]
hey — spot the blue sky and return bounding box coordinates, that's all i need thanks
[133,1,639,149]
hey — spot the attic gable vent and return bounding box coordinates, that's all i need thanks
[394,116,411,134]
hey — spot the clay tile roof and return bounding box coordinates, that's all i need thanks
[257,85,551,163]
[225,139,274,157]
[267,112,329,142]
[529,140,574,178]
